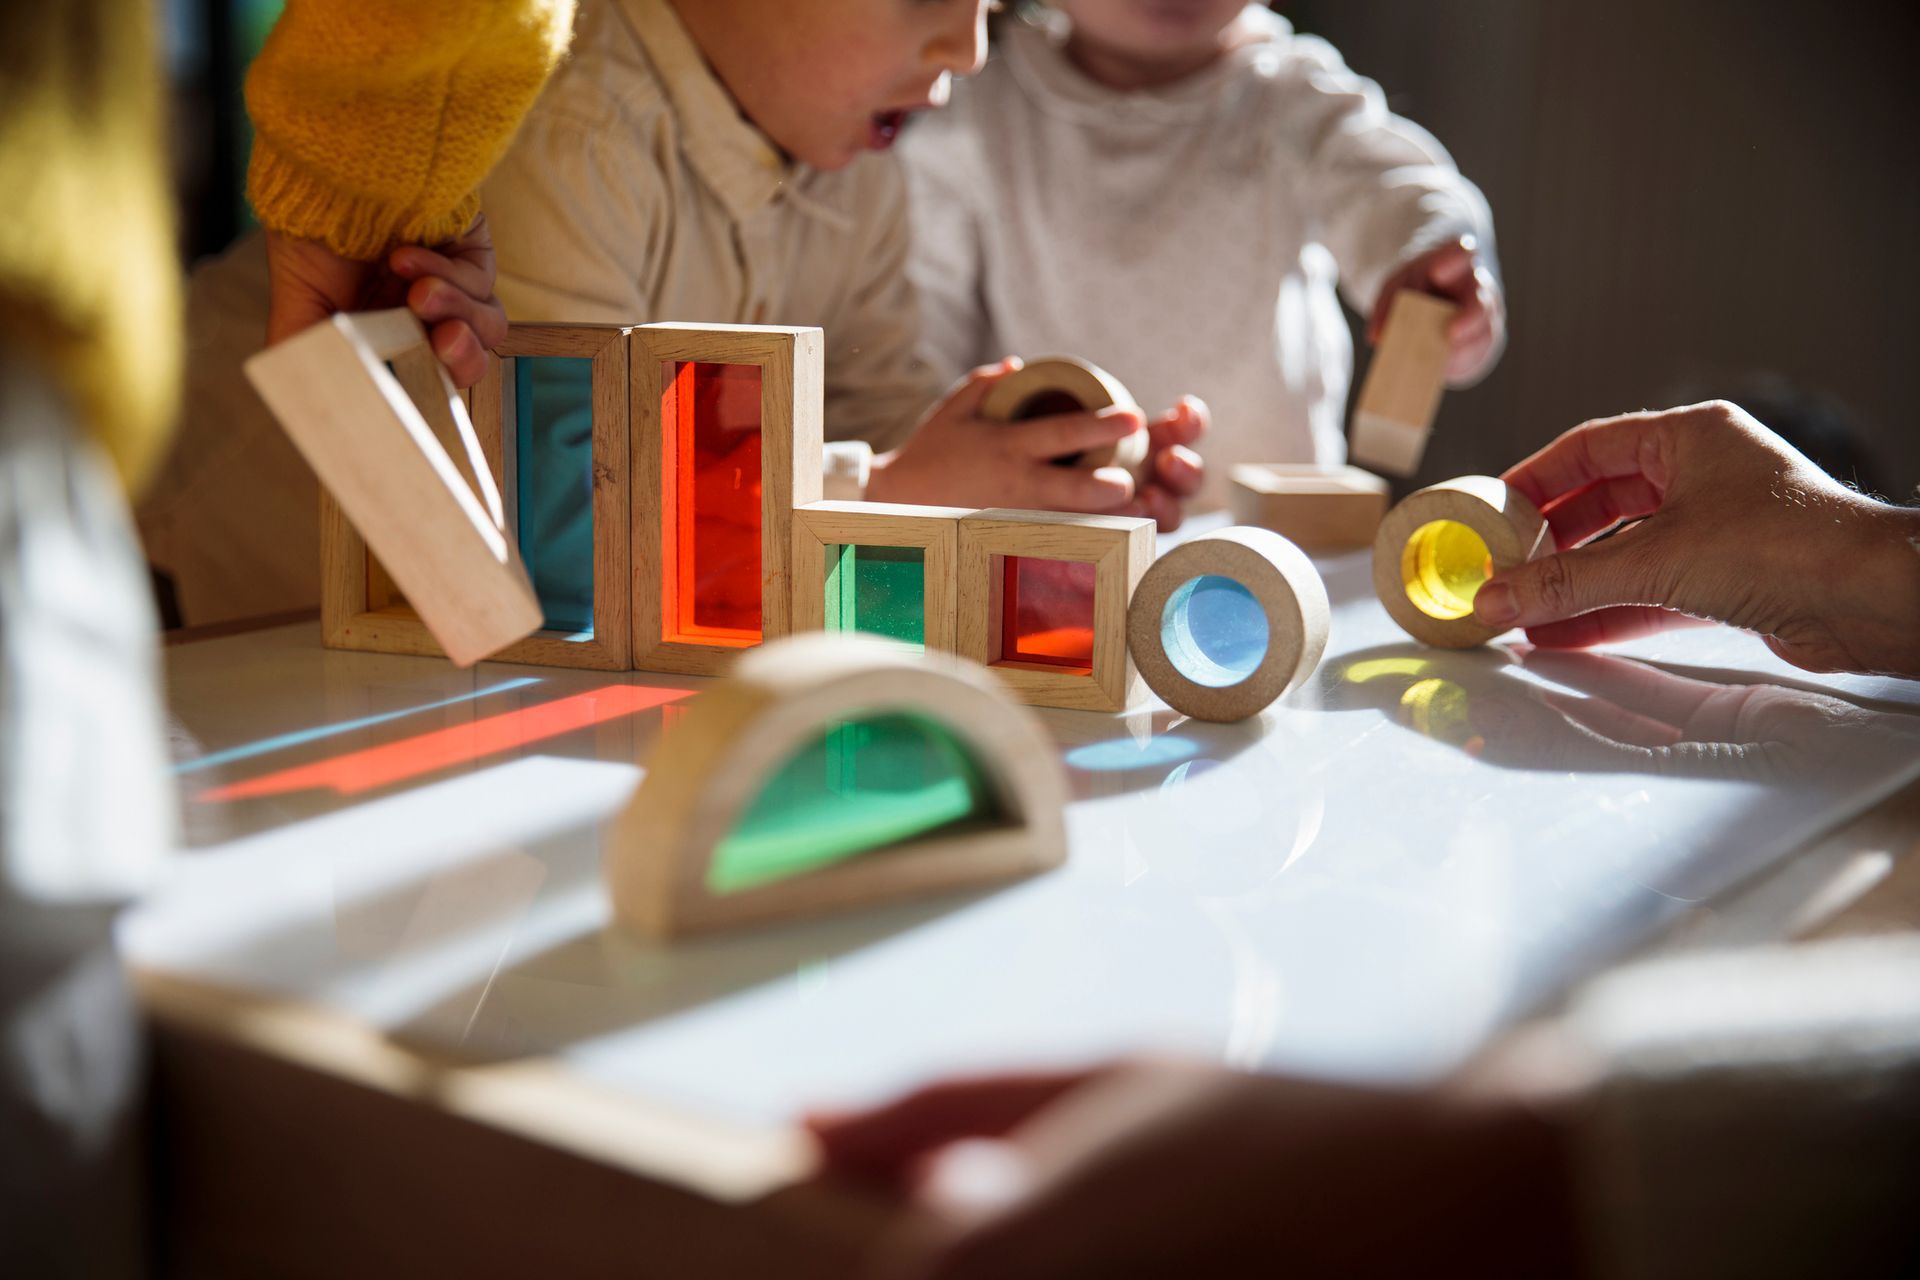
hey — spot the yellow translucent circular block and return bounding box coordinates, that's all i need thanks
[1371,477,1547,649]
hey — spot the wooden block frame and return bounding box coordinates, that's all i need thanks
[1127,527,1330,722]
[318,323,632,669]
[957,509,1154,713]
[1227,463,1390,550]
[1349,291,1457,477]
[606,634,1068,938]
[791,502,969,653]
[632,325,824,676]
[253,309,541,669]
[1372,475,1548,649]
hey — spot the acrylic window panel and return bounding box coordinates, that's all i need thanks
[511,354,596,635]
[1000,557,1097,672]
[706,712,1002,895]
[827,544,928,650]
[661,361,765,647]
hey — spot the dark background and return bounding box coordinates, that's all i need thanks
[166,0,1919,499]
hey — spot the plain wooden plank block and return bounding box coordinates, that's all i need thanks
[1349,291,1457,477]
[633,325,825,677]
[246,309,541,668]
[791,501,970,653]
[1127,526,1330,722]
[956,508,1154,713]
[606,634,1068,939]
[318,324,635,670]
[1228,463,1391,550]
[980,356,1148,472]
[1372,475,1548,649]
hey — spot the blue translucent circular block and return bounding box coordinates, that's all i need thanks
[1159,575,1271,689]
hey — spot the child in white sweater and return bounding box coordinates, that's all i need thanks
[902,1,1506,511]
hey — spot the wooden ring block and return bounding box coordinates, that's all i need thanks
[1371,475,1548,649]
[1128,527,1330,722]
[1227,463,1390,550]
[606,634,1067,939]
[981,356,1148,472]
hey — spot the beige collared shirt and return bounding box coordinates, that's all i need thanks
[481,0,945,491]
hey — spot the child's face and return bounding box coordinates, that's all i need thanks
[1053,0,1248,67]
[686,0,989,172]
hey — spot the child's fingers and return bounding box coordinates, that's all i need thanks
[1006,406,1141,461]
[939,358,1023,421]
[1152,444,1205,497]
[429,319,488,389]
[1122,484,1185,532]
[388,245,496,302]
[1022,463,1134,512]
[407,276,509,351]
[1146,396,1209,448]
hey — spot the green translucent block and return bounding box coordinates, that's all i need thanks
[514,355,595,635]
[707,712,1000,895]
[825,544,926,650]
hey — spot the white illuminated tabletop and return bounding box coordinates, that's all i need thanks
[128,541,1920,1198]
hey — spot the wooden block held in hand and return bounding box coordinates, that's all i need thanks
[981,356,1149,472]
[1372,475,1548,649]
[245,309,541,668]
[1128,526,1330,722]
[1228,463,1390,550]
[1349,291,1457,477]
[606,634,1067,939]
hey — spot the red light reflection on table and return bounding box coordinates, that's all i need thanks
[1000,557,1096,671]
[198,685,689,803]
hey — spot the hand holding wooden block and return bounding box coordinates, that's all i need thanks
[1349,291,1457,477]
[1228,463,1390,550]
[981,356,1149,472]
[1372,475,1548,649]
[245,309,541,668]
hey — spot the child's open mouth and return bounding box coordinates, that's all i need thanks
[869,110,908,150]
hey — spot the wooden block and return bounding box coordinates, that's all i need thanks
[1227,463,1390,550]
[605,633,1068,939]
[980,356,1149,472]
[1349,291,1457,477]
[1372,475,1549,649]
[246,310,541,668]
[316,323,635,670]
[956,509,1155,713]
[791,501,969,653]
[1128,526,1330,722]
[632,325,824,677]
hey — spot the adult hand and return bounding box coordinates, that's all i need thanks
[262,213,508,389]
[1367,236,1504,383]
[1473,402,1920,678]
[809,1058,1577,1280]
[1121,396,1207,532]
[868,360,1140,513]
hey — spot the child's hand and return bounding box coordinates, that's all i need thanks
[1123,396,1208,532]
[868,360,1141,513]
[263,213,507,390]
[1367,236,1505,384]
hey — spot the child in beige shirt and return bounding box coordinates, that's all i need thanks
[903,1,1507,511]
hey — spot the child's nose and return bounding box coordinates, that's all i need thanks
[927,1,989,79]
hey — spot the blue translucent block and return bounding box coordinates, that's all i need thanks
[513,356,595,635]
[1160,575,1269,689]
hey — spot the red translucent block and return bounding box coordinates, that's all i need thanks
[1000,557,1096,672]
[661,361,764,646]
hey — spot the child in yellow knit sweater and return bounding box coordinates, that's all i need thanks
[153,0,1205,626]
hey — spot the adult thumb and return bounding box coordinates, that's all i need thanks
[1473,540,1657,631]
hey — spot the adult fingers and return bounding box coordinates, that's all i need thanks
[1501,411,1675,512]
[1472,536,1667,633]
[1522,606,1710,651]
[1540,476,1663,550]
[1006,407,1142,462]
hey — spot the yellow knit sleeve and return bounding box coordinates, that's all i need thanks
[246,0,576,261]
